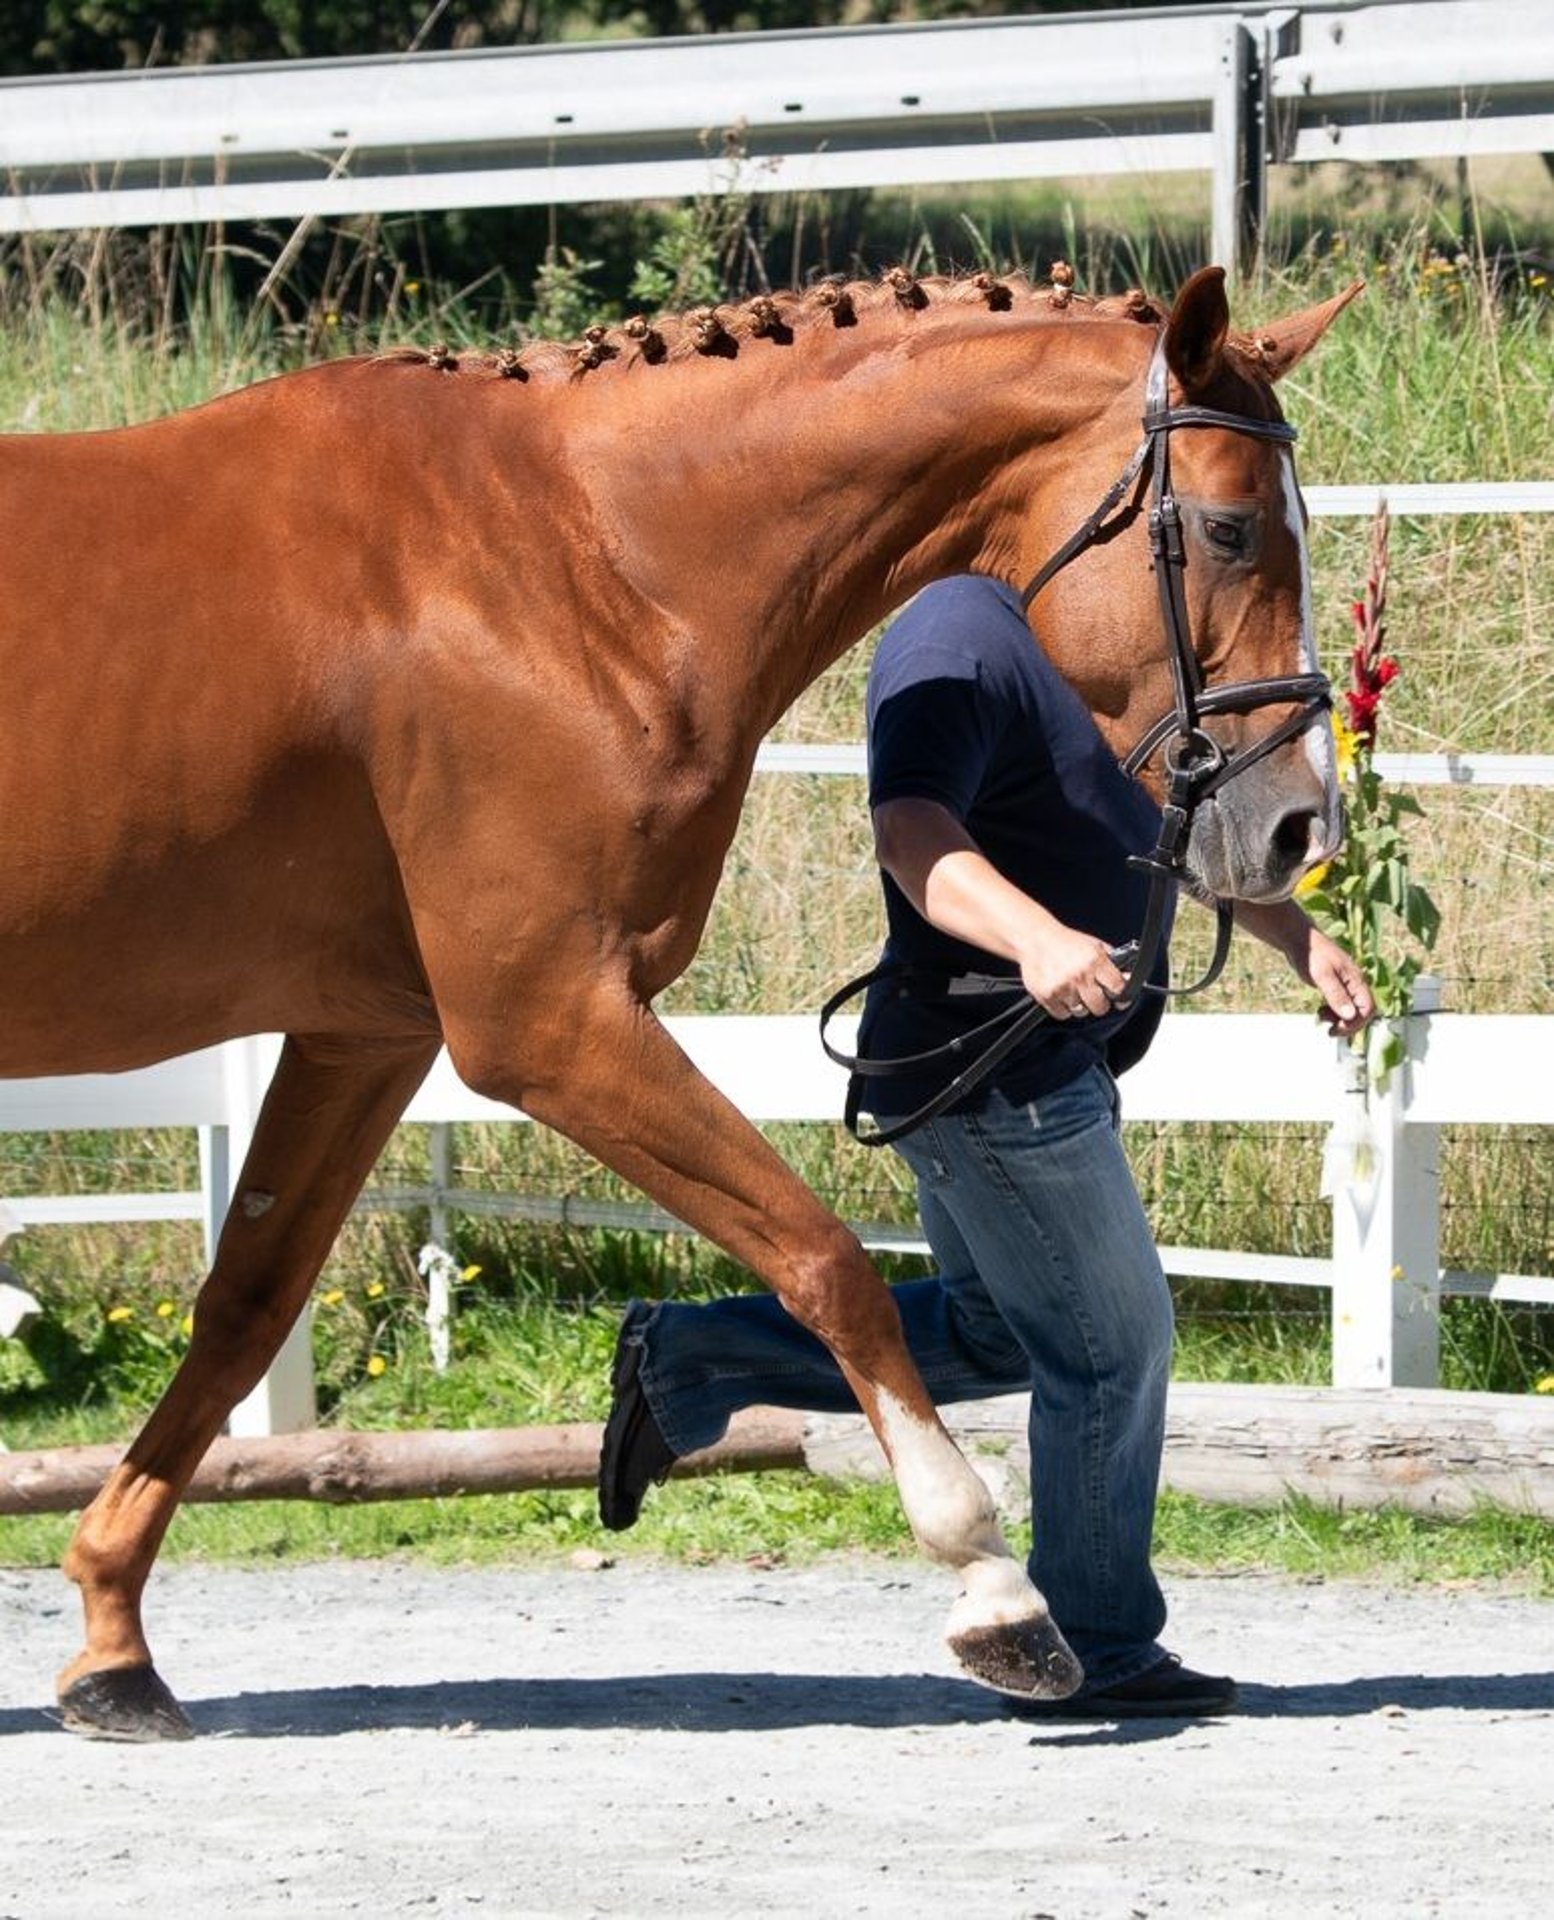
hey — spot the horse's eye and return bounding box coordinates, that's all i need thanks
[1203,517,1246,556]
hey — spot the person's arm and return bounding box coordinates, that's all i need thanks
[872,796,1128,1021]
[1233,898,1375,1038]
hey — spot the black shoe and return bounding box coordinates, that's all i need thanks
[598,1300,679,1532]
[1006,1653,1238,1721]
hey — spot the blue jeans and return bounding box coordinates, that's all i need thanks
[629,1062,1173,1690]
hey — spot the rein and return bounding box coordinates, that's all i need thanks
[821,328,1332,1148]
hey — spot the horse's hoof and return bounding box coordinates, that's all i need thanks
[56,1664,195,1742]
[947,1613,1084,1700]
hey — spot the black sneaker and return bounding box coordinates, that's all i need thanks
[597,1300,679,1532]
[1006,1653,1238,1720]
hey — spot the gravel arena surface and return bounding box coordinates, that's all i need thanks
[2,1556,1551,1918]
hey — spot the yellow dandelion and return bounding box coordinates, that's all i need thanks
[405,280,422,295]
[181,1313,194,1336]
[1531,272,1548,289]
[320,1287,345,1308]
[459,1264,483,1283]
[1295,860,1330,900]
[1536,1375,1554,1395]
[155,1299,175,1318]
[365,1281,385,1299]
[1331,710,1359,782]
[323,311,341,328]
[106,1304,133,1323]
[366,1354,387,1378]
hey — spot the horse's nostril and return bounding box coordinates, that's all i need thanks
[1273,809,1318,865]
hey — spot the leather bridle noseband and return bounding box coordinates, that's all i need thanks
[821,326,1333,1147]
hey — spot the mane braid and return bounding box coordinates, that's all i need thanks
[372,270,1170,387]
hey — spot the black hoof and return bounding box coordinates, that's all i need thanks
[56,1664,196,1742]
[948,1614,1085,1701]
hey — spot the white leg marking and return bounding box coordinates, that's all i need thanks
[876,1389,1049,1630]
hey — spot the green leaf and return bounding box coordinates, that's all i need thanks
[1406,886,1443,949]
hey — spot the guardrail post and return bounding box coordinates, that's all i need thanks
[1212,17,1268,275]
[219,1038,318,1438]
[1328,977,1442,1389]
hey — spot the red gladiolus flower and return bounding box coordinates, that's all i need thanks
[1343,507,1397,750]
[1346,686,1382,746]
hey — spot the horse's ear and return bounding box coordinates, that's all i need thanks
[1163,267,1231,395]
[1254,280,1365,382]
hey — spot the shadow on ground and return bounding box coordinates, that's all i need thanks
[4,1666,1551,1741]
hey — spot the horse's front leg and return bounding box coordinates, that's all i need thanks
[55,1032,439,1739]
[449,984,1081,1700]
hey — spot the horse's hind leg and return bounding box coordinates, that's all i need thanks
[55,1032,438,1740]
[454,988,1080,1702]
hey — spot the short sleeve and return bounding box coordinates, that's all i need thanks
[867,663,1001,820]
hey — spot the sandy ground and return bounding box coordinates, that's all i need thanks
[2,1555,1551,1918]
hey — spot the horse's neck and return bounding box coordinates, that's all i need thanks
[580,314,1139,737]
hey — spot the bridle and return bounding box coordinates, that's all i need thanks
[821,326,1333,1146]
[1020,326,1330,1009]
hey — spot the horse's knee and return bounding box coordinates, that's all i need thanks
[187,1270,291,1359]
[776,1219,893,1352]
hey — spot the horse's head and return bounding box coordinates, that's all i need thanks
[1023,266,1361,905]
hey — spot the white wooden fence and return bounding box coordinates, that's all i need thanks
[4,996,1552,1435]
[1,2,1552,269]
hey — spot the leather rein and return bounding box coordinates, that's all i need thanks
[821,327,1332,1147]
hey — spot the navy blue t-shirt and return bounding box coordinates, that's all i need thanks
[859,575,1172,1118]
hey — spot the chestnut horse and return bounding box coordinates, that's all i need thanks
[1,263,1354,1739]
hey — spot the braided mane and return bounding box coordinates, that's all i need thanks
[370,266,1205,388]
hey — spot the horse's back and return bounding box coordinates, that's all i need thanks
[0,364,456,1074]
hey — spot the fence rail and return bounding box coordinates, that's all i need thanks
[4,1003,1553,1437]
[2,2,1551,267]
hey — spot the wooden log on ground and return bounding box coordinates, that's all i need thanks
[804,1384,1554,1520]
[0,1407,807,1516]
[1160,1382,1554,1517]
[6,1386,1552,1521]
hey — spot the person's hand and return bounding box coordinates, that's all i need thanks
[1019,922,1129,1021]
[1234,899,1376,1039]
[1302,928,1375,1038]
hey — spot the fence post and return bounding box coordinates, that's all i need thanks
[218,1037,318,1438]
[428,1121,453,1253]
[1328,977,1442,1389]
[1211,17,1267,275]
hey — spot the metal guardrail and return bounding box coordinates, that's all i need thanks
[1,3,1551,266]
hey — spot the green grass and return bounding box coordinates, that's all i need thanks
[1153,1490,1554,1596]
[5,1478,1550,1600]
